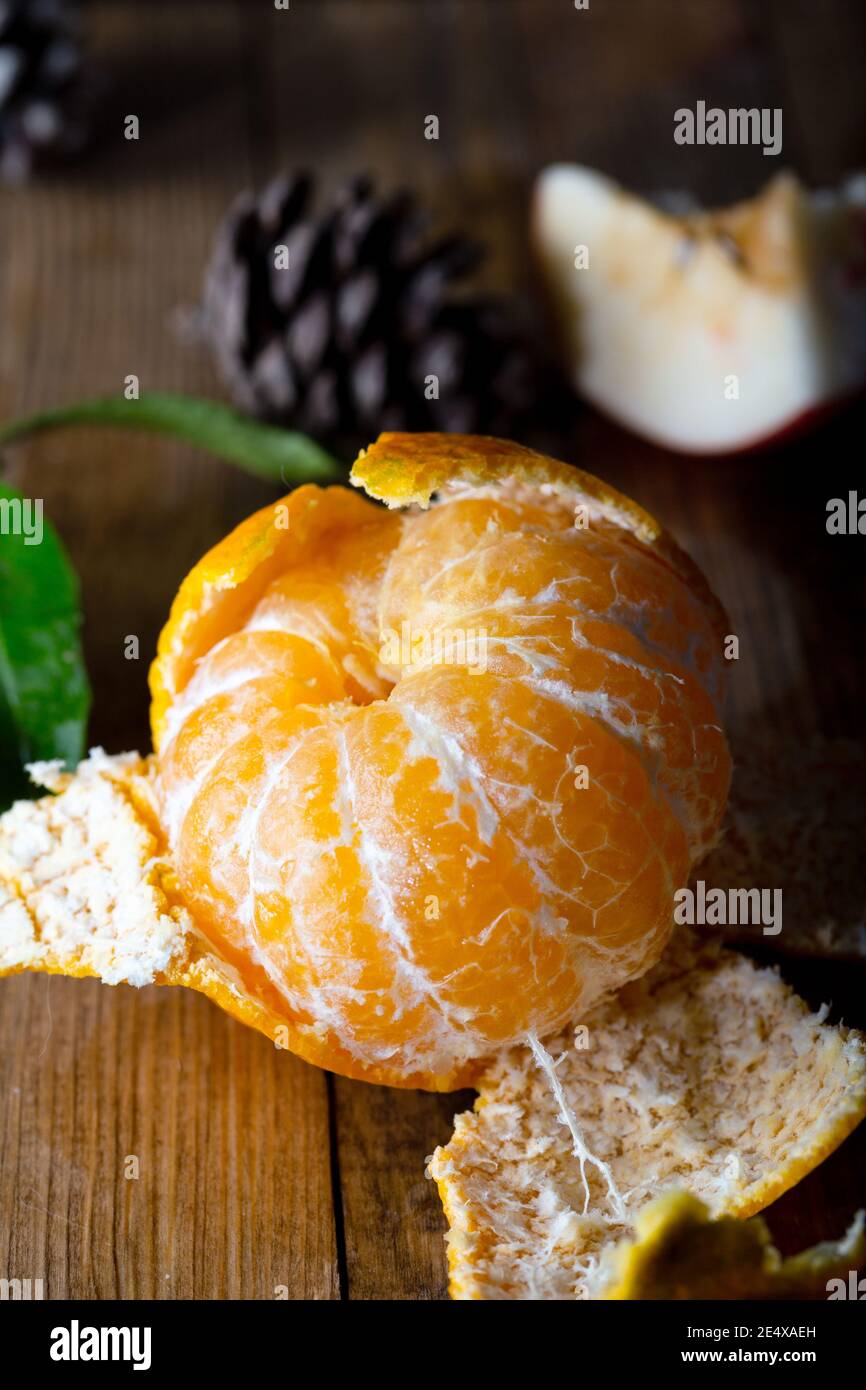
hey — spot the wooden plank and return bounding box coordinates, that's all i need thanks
[0,974,339,1299]
[0,0,339,1302]
[332,1079,473,1300]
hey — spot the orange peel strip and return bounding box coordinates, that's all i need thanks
[601,1190,866,1301]
[428,931,866,1299]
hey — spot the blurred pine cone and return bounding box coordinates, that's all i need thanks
[202,173,555,445]
[0,0,90,183]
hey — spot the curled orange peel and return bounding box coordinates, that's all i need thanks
[601,1190,866,1301]
[354,432,727,626]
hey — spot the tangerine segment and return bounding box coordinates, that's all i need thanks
[150,484,402,747]
[150,434,731,1088]
[376,494,728,856]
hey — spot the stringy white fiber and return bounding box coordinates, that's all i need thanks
[527,1030,628,1223]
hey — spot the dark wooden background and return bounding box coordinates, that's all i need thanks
[1,0,864,1300]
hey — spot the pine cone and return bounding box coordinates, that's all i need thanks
[0,0,90,182]
[202,173,553,445]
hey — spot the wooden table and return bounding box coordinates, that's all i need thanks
[1,0,864,1300]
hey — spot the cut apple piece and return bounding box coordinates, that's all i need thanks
[532,165,866,454]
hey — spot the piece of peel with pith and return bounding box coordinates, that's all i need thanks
[429,931,866,1299]
[0,752,307,1056]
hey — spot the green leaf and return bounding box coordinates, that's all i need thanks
[0,391,344,485]
[0,483,91,809]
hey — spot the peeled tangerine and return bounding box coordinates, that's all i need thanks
[0,434,732,1089]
